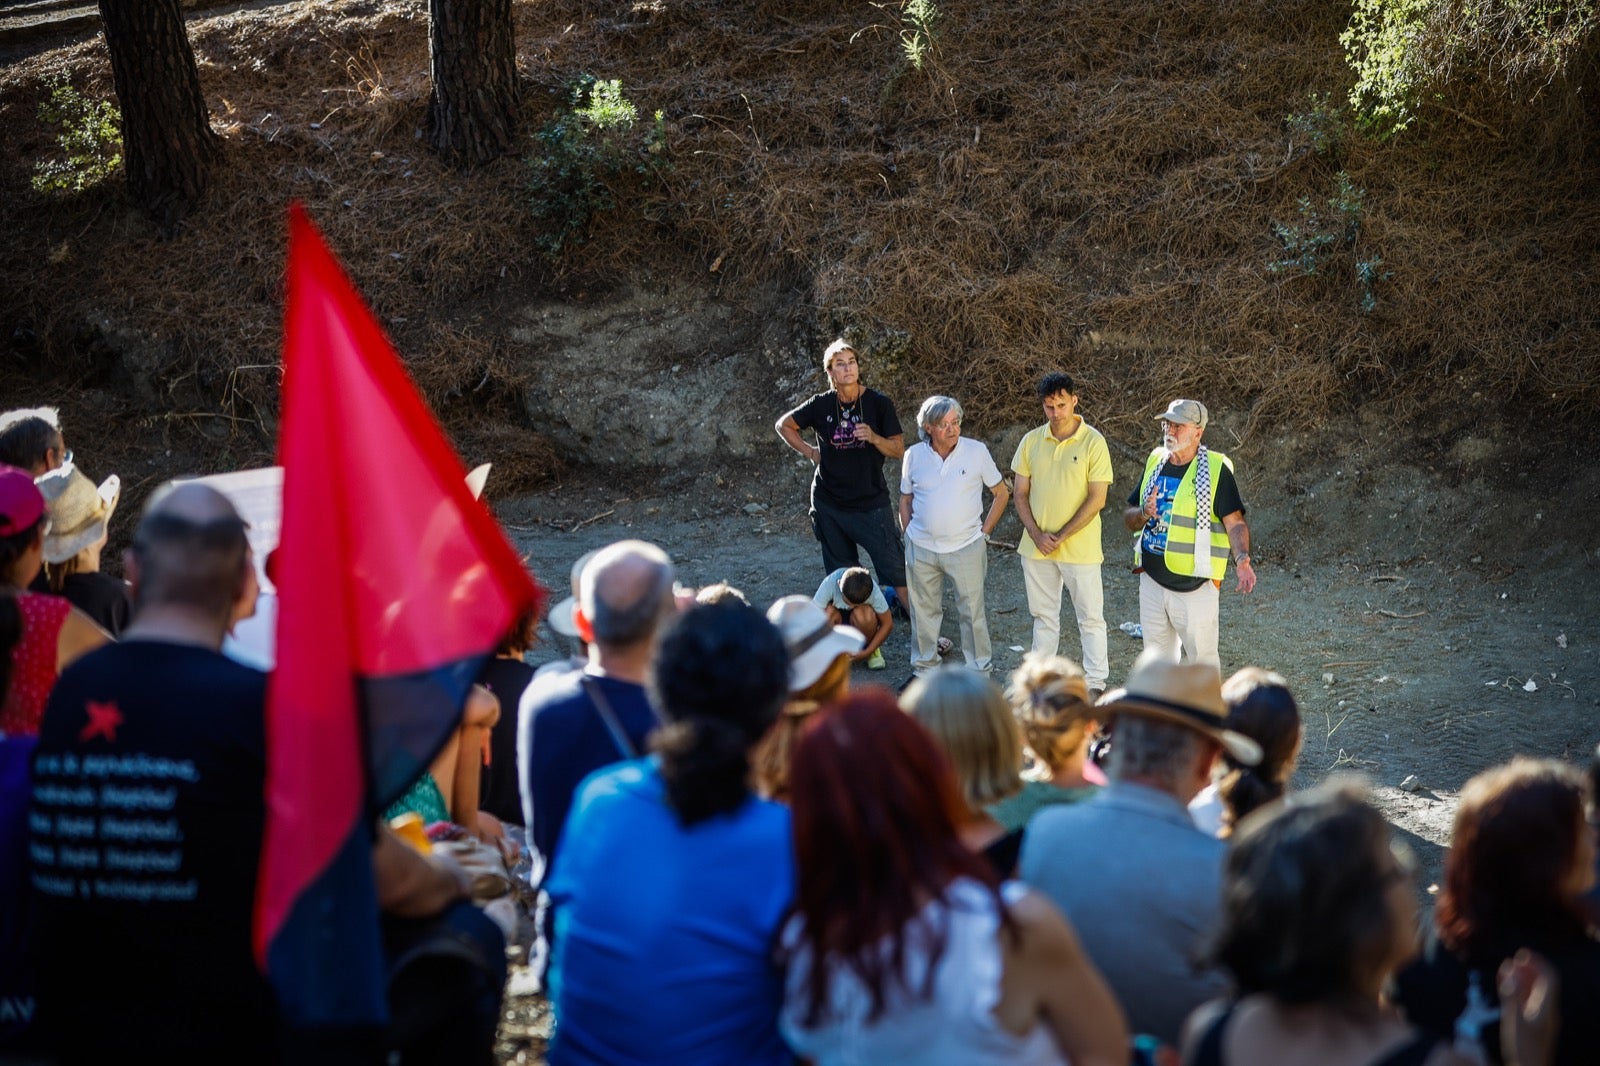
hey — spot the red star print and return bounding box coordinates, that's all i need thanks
[79,700,123,743]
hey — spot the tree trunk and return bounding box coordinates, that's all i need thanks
[427,0,519,169]
[97,0,220,234]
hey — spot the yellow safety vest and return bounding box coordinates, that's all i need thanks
[1133,448,1233,580]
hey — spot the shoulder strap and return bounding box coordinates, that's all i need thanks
[580,676,638,760]
[1190,1003,1235,1066]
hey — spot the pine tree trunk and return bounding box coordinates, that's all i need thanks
[427,0,519,169]
[97,0,220,234]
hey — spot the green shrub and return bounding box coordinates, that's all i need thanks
[901,0,939,71]
[1268,171,1365,278]
[1269,173,1393,312]
[1355,256,1394,314]
[526,76,666,258]
[1342,0,1600,135]
[1286,92,1349,156]
[31,74,122,194]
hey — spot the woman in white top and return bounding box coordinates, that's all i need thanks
[779,689,1129,1066]
[1188,667,1301,837]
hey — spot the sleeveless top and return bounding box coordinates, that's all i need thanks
[780,879,1066,1066]
[383,772,452,826]
[1192,1002,1439,1066]
[1,591,72,736]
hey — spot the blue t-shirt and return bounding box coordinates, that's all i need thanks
[546,759,794,1066]
[518,670,660,870]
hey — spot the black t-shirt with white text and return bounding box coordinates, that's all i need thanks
[1127,456,1244,592]
[27,641,280,1062]
[788,388,903,513]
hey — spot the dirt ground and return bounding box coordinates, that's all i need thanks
[486,418,1600,1063]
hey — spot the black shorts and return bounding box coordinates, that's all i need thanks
[810,501,906,588]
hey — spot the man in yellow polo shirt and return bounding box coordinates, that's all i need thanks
[1011,373,1113,695]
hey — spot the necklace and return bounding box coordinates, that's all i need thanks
[836,392,860,423]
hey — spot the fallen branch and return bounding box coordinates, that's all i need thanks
[568,508,615,532]
[1376,609,1428,619]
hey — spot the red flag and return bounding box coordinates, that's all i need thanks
[254,203,541,1033]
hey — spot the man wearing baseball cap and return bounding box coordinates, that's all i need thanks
[1020,650,1263,1044]
[1122,399,1255,669]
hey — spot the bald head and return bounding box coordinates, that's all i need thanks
[129,482,252,624]
[580,540,675,648]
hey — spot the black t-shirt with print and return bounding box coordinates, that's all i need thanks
[1127,456,1244,592]
[27,641,280,1062]
[788,388,903,513]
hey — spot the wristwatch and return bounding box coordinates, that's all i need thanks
[1234,553,1251,565]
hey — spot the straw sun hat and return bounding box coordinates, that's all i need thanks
[1104,650,1263,765]
[37,467,120,564]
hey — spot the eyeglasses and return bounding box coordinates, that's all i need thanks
[933,418,962,430]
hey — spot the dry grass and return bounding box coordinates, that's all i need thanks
[1,0,1596,492]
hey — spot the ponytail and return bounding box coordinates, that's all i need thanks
[646,601,790,825]
[652,715,755,826]
[1218,765,1285,837]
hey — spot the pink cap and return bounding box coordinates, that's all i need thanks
[0,465,46,536]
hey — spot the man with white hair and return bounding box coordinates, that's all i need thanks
[518,540,675,873]
[1122,399,1255,668]
[899,395,1008,674]
[1021,652,1263,1044]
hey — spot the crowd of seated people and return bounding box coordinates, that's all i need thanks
[0,405,1591,1064]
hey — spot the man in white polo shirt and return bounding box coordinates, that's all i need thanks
[899,395,1009,674]
[1011,372,1114,697]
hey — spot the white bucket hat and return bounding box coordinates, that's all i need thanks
[766,595,865,693]
[548,548,601,639]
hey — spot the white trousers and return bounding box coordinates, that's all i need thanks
[1019,557,1109,687]
[906,537,991,673]
[1138,571,1220,669]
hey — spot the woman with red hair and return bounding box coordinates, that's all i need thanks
[1395,757,1599,1064]
[779,690,1128,1066]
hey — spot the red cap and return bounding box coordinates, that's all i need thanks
[0,465,46,536]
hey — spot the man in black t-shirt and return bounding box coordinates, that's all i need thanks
[1121,399,1256,669]
[775,339,909,609]
[26,482,281,1063]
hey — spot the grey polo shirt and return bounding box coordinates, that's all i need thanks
[1019,780,1229,1044]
